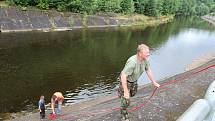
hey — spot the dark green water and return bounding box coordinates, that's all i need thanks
[0,17,214,117]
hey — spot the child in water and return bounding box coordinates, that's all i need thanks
[38,95,45,119]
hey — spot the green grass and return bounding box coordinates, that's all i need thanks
[0,1,9,7]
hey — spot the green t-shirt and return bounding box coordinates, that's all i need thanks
[121,55,149,82]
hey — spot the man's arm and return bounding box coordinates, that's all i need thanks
[146,67,160,87]
[121,73,130,99]
[51,100,55,114]
[38,102,41,112]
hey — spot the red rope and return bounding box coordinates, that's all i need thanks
[60,63,215,120]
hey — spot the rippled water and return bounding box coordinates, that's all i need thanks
[0,17,214,116]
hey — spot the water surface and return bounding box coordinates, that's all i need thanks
[0,17,214,115]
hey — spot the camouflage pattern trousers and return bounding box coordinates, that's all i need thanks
[117,78,138,119]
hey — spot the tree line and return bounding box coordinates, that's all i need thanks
[7,0,215,16]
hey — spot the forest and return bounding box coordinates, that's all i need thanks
[6,0,215,16]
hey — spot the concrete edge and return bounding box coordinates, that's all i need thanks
[201,16,215,25]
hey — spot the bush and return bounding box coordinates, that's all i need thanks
[195,3,209,16]
[5,0,15,5]
[36,0,49,9]
[162,0,180,15]
[81,0,98,14]
[66,0,81,13]
[8,0,215,17]
[13,0,31,6]
[120,0,135,14]
[97,0,122,13]
[144,0,162,16]
[56,3,66,11]
[133,0,148,14]
[67,0,97,14]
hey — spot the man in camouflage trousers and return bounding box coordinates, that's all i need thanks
[118,44,160,120]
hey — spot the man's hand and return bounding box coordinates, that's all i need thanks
[146,68,160,88]
[153,82,160,88]
[52,111,56,115]
[124,91,130,99]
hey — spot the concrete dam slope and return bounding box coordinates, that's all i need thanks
[9,59,215,121]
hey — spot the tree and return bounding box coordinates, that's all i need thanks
[120,0,135,14]
[9,0,215,16]
[162,0,180,15]
[97,0,122,13]
[133,0,149,14]
[67,0,97,14]
[144,0,162,16]
[37,0,49,9]
[195,3,210,16]
[177,0,196,16]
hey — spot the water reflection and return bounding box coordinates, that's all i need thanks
[0,17,214,115]
[139,28,215,85]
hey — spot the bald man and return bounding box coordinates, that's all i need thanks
[51,92,64,115]
[118,44,160,120]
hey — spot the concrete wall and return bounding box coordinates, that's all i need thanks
[0,6,136,32]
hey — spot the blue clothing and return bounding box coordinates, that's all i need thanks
[55,101,62,115]
[38,99,45,109]
[38,99,45,119]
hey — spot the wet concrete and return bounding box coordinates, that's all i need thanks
[202,15,215,25]
[186,53,215,71]
[0,6,171,32]
[8,58,215,121]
